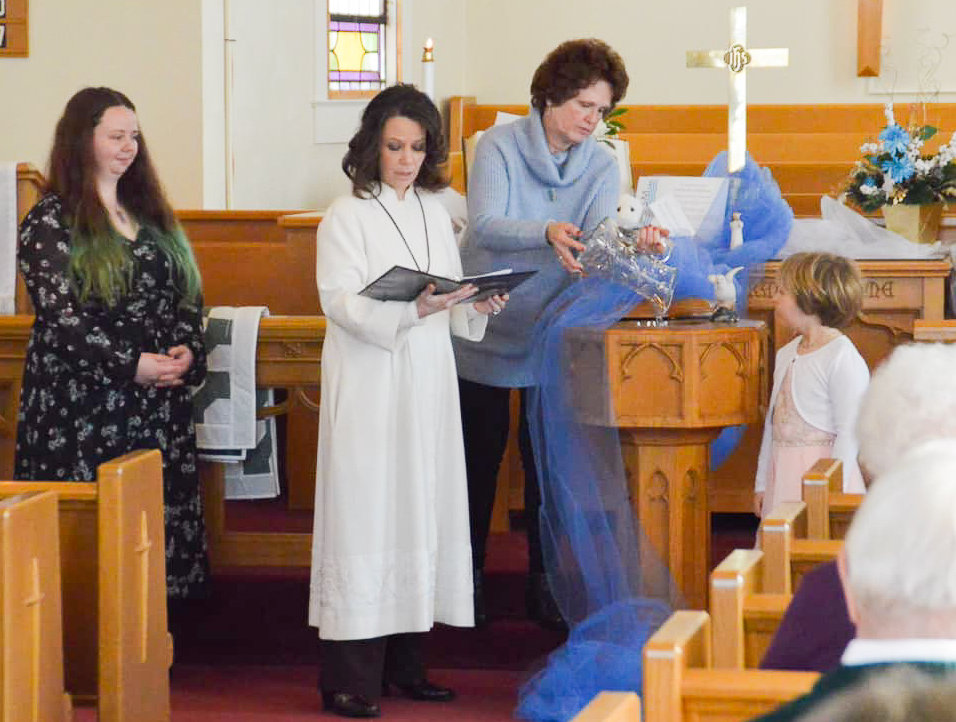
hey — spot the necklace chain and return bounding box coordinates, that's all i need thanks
[372,188,430,273]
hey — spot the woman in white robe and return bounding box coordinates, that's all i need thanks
[308,84,507,719]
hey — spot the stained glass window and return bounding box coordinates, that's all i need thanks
[328,0,388,95]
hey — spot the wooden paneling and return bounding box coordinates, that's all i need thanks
[643,610,818,722]
[446,98,956,219]
[179,209,319,315]
[571,692,641,722]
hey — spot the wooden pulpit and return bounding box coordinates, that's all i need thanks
[569,318,767,608]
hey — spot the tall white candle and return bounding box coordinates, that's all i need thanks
[422,38,435,102]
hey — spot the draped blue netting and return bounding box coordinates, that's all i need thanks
[515,152,793,721]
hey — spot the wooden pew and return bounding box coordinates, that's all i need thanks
[710,461,860,670]
[0,313,326,571]
[0,450,171,721]
[572,692,641,722]
[913,319,956,343]
[801,458,862,541]
[710,549,789,670]
[643,610,817,722]
[760,502,842,596]
[0,490,72,721]
[446,98,956,221]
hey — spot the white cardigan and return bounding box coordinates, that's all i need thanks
[754,335,869,494]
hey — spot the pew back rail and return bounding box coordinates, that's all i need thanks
[643,610,818,722]
[0,490,71,721]
[0,449,171,721]
[446,98,956,220]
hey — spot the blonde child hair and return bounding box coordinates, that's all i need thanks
[778,252,863,329]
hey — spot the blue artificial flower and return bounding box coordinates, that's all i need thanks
[879,124,911,155]
[880,153,916,183]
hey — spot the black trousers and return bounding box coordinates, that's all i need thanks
[458,377,543,573]
[319,633,425,702]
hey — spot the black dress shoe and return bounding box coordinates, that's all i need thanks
[384,679,456,702]
[473,568,488,627]
[321,691,381,718]
[526,572,568,632]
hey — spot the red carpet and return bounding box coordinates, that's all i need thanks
[169,666,524,721]
[156,516,757,719]
[169,532,566,670]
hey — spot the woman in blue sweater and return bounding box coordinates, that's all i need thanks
[453,39,631,630]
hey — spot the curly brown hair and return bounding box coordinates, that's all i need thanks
[342,84,448,197]
[779,252,863,329]
[530,39,629,114]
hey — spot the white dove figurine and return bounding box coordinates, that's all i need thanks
[708,266,745,313]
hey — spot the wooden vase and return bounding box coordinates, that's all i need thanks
[881,202,944,244]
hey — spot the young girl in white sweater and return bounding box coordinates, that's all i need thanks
[754,252,869,518]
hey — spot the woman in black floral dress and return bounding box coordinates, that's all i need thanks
[16,87,209,599]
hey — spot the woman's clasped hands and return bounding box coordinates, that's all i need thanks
[415,283,509,319]
[134,344,194,387]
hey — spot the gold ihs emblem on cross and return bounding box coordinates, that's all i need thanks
[686,7,789,172]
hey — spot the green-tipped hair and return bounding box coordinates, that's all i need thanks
[68,223,202,307]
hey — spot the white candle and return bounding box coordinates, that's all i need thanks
[422,38,435,102]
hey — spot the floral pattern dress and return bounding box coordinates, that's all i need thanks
[16,194,209,599]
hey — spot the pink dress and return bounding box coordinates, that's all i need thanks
[760,363,836,519]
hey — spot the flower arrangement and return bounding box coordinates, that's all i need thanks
[844,103,956,213]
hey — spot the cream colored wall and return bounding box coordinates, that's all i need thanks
[7,2,953,211]
[0,0,203,208]
[463,0,956,104]
[225,0,955,210]
[224,0,467,211]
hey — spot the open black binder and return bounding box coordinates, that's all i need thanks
[359,266,536,303]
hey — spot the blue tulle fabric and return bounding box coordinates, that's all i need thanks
[515,152,793,721]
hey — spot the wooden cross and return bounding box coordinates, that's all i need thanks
[686,6,789,172]
[858,0,883,77]
[25,557,45,717]
[136,510,152,662]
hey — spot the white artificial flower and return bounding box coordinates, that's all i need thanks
[860,142,880,154]
[860,183,880,196]
[882,175,896,195]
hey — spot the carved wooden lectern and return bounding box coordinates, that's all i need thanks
[568,319,767,608]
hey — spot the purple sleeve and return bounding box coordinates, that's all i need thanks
[759,560,855,673]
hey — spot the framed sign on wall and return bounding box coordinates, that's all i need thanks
[0,0,28,57]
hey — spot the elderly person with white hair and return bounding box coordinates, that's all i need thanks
[762,342,956,673]
[755,439,956,722]
[799,666,956,722]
